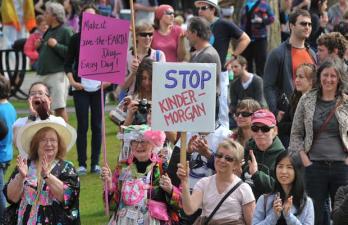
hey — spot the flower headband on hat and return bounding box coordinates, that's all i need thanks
[117,124,151,141]
[16,117,77,157]
[155,4,174,20]
[143,130,166,148]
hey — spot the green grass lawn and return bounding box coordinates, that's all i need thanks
[8,100,121,225]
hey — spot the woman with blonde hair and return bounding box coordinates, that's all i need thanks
[177,139,255,225]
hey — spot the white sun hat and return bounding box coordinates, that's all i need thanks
[194,0,219,9]
[16,117,77,157]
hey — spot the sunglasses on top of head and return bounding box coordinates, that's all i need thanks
[138,32,153,37]
[235,111,253,117]
[215,152,235,162]
[251,125,274,133]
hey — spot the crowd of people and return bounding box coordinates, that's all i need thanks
[1,0,348,224]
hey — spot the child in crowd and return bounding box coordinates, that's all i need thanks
[23,15,48,70]
[0,76,16,218]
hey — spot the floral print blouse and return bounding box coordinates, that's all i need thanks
[4,160,80,225]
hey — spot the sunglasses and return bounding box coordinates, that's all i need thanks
[215,152,234,162]
[196,5,211,11]
[138,32,153,37]
[165,11,174,16]
[235,111,253,117]
[298,22,312,27]
[251,125,274,133]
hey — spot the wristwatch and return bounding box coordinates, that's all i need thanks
[28,114,36,121]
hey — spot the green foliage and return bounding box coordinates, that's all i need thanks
[6,111,121,225]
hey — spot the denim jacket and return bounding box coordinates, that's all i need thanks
[289,89,348,153]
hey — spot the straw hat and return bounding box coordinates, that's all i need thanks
[16,117,77,157]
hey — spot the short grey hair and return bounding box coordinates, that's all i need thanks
[46,2,66,24]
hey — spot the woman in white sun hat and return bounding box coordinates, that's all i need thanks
[3,119,80,225]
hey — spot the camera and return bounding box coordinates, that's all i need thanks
[133,99,151,125]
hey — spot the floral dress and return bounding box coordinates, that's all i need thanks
[106,157,181,225]
[4,160,80,225]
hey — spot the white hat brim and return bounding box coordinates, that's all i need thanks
[194,0,219,8]
[16,119,77,158]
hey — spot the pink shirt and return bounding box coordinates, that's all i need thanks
[151,25,183,62]
[194,175,255,221]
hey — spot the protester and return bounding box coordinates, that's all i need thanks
[333,184,348,225]
[65,5,109,175]
[151,4,186,62]
[0,76,16,219]
[177,140,255,225]
[24,15,48,70]
[195,0,250,129]
[317,32,348,64]
[3,119,79,224]
[240,0,275,77]
[328,0,348,31]
[123,58,154,127]
[230,55,267,117]
[12,82,66,151]
[231,99,261,147]
[37,2,73,122]
[279,0,292,41]
[252,151,314,225]
[1,0,36,48]
[186,16,221,124]
[101,128,181,224]
[242,109,286,200]
[263,9,316,116]
[63,0,79,32]
[278,63,316,148]
[120,22,165,97]
[289,58,348,225]
[308,0,328,50]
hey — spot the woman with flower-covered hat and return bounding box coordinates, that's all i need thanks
[3,118,80,224]
[101,126,181,224]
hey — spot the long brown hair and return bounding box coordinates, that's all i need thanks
[29,127,67,161]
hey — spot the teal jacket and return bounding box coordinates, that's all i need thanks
[242,136,285,199]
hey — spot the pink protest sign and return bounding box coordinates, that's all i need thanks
[78,13,129,84]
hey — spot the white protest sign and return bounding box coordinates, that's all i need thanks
[151,62,216,132]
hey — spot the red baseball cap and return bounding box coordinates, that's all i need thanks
[251,109,276,127]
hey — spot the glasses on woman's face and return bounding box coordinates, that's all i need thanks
[40,138,58,145]
[235,111,253,118]
[29,91,49,97]
[130,140,147,147]
[138,32,153,38]
[251,125,274,133]
[215,152,234,162]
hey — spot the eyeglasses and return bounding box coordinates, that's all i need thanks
[298,22,312,27]
[196,5,211,11]
[251,125,274,133]
[29,91,49,97]
[40,138,58,145]
[235,111,253,117]
[138,32,153,37]
[130,140,147,147]
[215,152,235,162]
[165,11,174,16]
